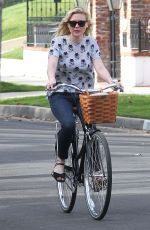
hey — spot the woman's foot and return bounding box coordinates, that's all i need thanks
[51,160,65,182]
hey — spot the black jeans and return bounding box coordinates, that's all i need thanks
[48,93,79,160]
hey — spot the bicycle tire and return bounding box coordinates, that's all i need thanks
[57,143,77,213]
[84,130,112,220]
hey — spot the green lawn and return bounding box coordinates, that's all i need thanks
[117,94,150,119]
[0,96,49,108]
[0,81,45,93]
[2,47,23,59]
[2,2,26,41]
[0,93,150,119]
[2,0,76,41]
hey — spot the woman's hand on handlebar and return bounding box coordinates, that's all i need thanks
[47,78,56,90]
[111,80,124,92]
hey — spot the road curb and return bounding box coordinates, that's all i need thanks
[0,105,54,121]
[113,116,145,130]
[0,105,149,131]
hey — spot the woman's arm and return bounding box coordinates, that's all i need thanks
[93,58,113,84]
[47,55,59,89]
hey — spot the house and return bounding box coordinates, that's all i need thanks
[24,0,150,90]
[90,0,150,89]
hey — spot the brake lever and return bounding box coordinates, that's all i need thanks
[113,85,124,92]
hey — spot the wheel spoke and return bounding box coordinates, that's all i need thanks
[57,143,77,213]
[84,131,112,220]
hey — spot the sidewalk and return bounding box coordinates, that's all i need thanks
[1,58,150,93]
[1,36,26,54]
[0,58,150,131]
[0,91,44,100]
[1,58,47,86]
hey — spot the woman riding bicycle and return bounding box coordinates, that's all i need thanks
[47,7,114,182]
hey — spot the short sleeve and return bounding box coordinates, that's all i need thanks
[48,37,60,57]
[91,38,101,60]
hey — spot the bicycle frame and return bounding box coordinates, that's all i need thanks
[50,84,115,219]
[55,95,98,185]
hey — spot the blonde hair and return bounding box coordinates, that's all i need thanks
[55,7,92,36]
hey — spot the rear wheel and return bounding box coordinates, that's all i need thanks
[57,143,77,213]
[84,131,112,220]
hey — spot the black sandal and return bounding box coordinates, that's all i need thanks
[51,162,65,182]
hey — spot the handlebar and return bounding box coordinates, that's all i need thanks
[46,82,123,97]
[102,83,124,92]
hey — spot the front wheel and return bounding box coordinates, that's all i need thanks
[84,131,112,220]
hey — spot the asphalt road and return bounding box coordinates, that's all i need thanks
[0,118,150,230]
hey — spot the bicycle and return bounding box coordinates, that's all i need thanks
[47,82,122,220]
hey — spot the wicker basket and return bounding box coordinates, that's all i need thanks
[79,92,118,124]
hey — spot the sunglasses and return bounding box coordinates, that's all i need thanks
[68,20,87,28]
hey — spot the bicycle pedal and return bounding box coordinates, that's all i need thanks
[78,177,84,186]
[78,182,84,187]
[64,165,72,172]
